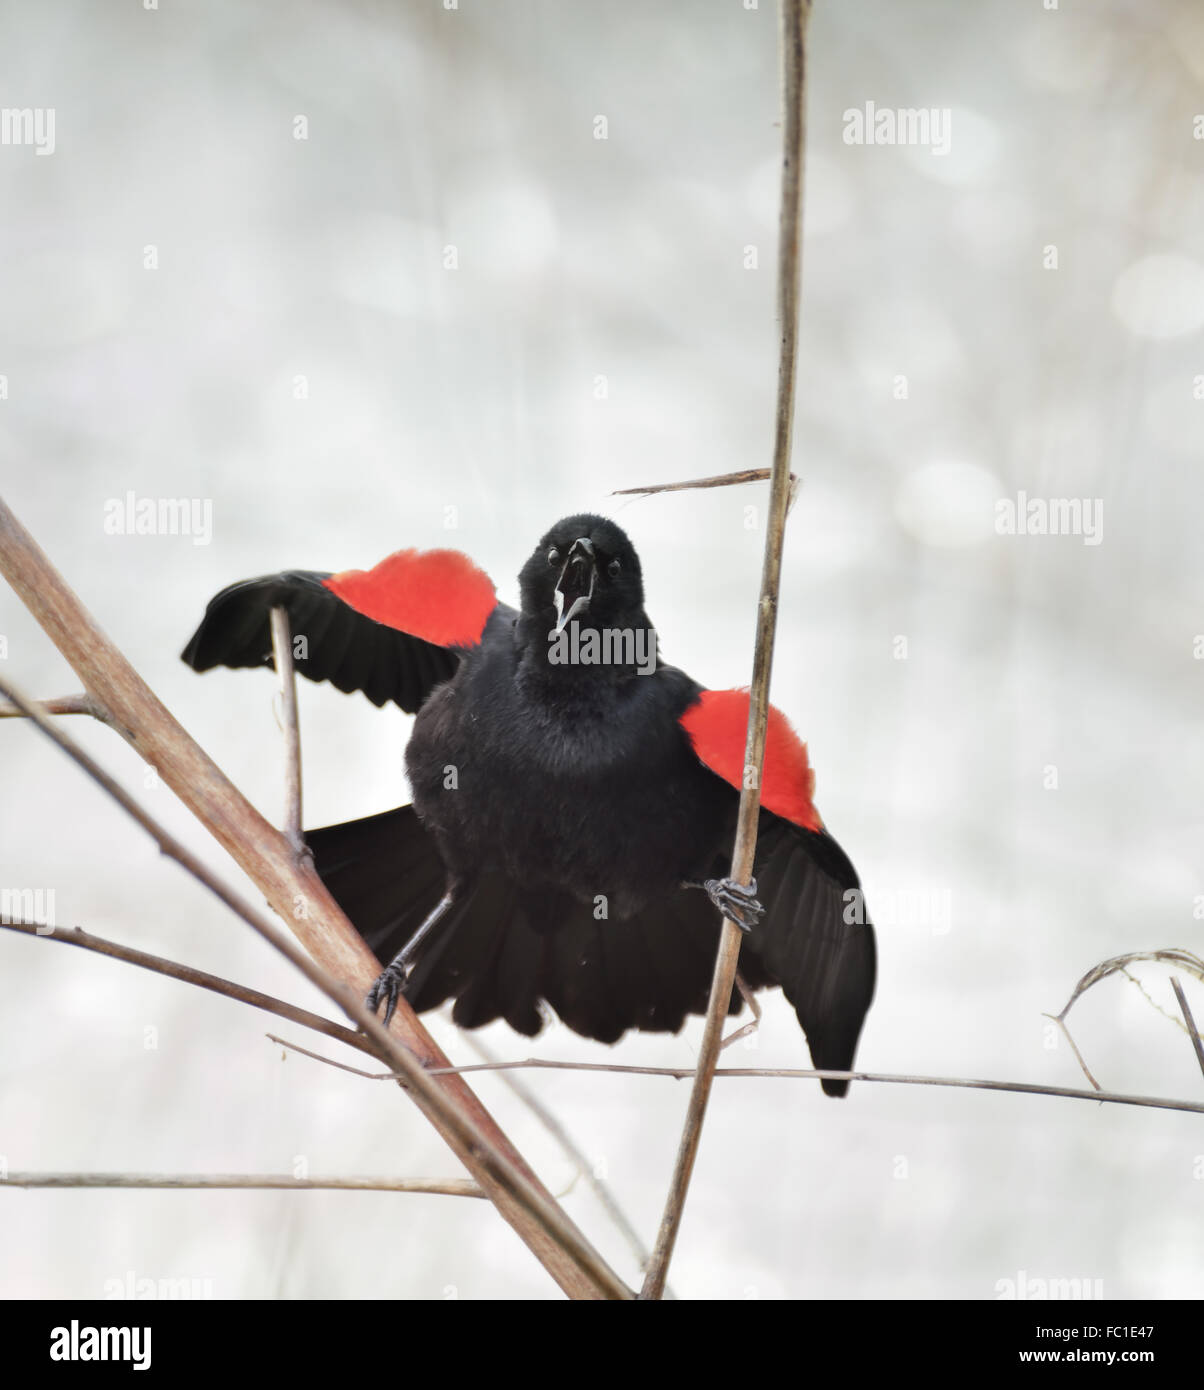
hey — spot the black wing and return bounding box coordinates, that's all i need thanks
[181,570,464,712]
[743,817,877,1097]
[306,803,875,1096]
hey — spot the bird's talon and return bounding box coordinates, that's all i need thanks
[703,876,764,932]
[366,965,407,1027]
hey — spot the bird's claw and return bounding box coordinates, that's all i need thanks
[365,963,408,1028]
[703,876,763,933]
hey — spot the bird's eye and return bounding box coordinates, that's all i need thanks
[548,548,561,567]
[608,558,621,578]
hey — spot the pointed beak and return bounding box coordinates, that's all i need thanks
[553,537,597,633]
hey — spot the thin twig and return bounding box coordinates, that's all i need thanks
[421,1059,1204,1116]
[1,918,372,1056]
[613,469,800,514]
[1043,1014,1102,1091]
[0,673,628,1301]
[0,691,116,727]
[269,606,305,856]
[1171,978,1204,1084]
[267,1033,388,1076]
[640,0,810,1302]
[264,1042,1204,1117]
[1,1172,483,1196]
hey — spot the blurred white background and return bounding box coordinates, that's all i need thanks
[1,0,1202,1299]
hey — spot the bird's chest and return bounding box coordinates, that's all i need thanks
[406,670,721,913]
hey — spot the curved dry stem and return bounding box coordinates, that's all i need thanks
[1054,950,1204,1020]
[1049,949,1204,1090]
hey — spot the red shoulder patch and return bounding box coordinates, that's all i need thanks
[680,688,821,832]
[324,548,496,648]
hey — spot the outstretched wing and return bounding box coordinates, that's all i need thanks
[679,686,876,1095]
[181,548,501,712]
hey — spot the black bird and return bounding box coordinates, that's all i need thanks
[181,514,876,1095]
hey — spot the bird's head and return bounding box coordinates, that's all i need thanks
[519,514,646,634]
[516,515,658,680]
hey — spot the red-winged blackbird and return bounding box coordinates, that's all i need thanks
[182,514,875,1096]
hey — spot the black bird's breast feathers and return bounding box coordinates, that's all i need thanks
[405,618,731,918]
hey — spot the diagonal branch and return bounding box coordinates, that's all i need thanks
[640,0,811,1301]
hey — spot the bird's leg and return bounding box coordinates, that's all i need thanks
[365,892,454,1027]
[683,876,764,933]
